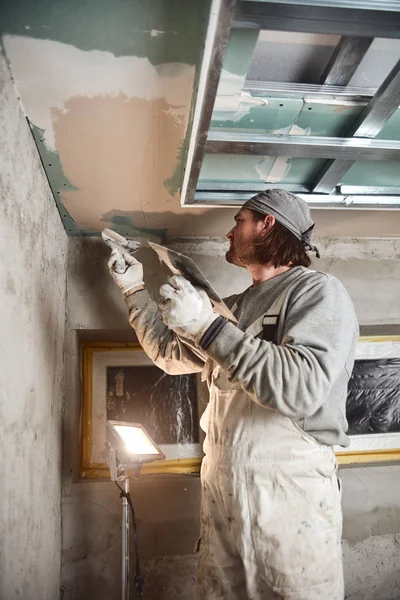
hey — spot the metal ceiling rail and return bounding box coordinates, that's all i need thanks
[313,58,400,193]
[205,131,400,161]
[192,191,400,209]
[180,0,236,208]
[244,81,376,100]
[235,1,400,38]
[340,185,400,195]
[319,37,374,86]
[182,0,400,208]
[198,183,400,196]
[312,159,355,194]
[350,59,400,138]
[197,181,309,192]
[240,0,400,11]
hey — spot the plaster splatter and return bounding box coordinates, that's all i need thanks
[216,68,246,97]
[273,123,311,136]
[265,157,291,183]
[255,157,274,181]
[213,91,268,123]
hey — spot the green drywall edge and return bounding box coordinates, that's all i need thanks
[163,139,186,198]
[377,108,400,140]
[211,98,365,136]
[163,165,183,198]
[342,160,400,187]
[163,0,210,200]
[295,102,364,137]
[199,154,275,182]
[0,0,210,66]
[30,124,82,235]
[223,29,259,77]
[279,157,326,185]
[199,154,326,187]
[101,211,166,239]
[211,99,304,133]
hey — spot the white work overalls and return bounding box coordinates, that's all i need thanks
[196,277,344,600]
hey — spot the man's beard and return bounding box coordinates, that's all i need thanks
[225,241,258,267]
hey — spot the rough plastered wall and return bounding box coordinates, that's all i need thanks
[63,235,400,600]
[0,51,68,599]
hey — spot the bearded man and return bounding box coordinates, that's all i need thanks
[108,189,359,600]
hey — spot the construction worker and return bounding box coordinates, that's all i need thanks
[108,189,359,600]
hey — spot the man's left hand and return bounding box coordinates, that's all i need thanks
[159,275,218,343]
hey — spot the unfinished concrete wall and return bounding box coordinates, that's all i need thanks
[0,52,68,599]
[63,236,400,600]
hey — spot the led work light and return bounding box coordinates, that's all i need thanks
[106,420,165,600]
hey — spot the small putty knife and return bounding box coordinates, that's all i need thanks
[101,229,141,274]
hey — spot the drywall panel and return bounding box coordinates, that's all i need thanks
[199,153,326,185]
[341,160,400,187]
[0,51,68,599]
[1,0,212,236]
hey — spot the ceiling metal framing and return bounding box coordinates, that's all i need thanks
[181,0,400,209]
[180,0,237,208]
[313,58,400,193]
[244,81,376,101]
[234,1,400,38]
[205,132,400,161]
[319,36,374,86]
[241,1,400,11]
[192,191,400,209]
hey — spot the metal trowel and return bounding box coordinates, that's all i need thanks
[101,229,141,273]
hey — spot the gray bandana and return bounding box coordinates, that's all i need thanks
[243,189,320,258]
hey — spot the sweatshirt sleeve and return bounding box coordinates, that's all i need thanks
[203,274,359,419]
[125,289,206,375]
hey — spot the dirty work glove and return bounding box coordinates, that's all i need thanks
[108,249,144,295]
[159,275,219,344]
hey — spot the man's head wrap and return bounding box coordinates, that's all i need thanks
[243,189,320,258]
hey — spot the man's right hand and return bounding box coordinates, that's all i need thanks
[108,249,144,295]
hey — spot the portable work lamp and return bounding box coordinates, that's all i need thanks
[106,420,165,600]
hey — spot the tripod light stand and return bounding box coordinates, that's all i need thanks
[106,420,165,600]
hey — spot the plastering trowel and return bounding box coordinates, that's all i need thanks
[148,241,238,323]
[101,229,141,273]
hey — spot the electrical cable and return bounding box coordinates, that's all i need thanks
[116,481,144,599]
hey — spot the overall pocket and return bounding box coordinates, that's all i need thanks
[207,367,252,448]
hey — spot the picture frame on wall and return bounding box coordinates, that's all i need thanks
[336,335,400,465]
[79,342,204,478]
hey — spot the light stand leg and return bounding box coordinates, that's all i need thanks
[122,477,129,600]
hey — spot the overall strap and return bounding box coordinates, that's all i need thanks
[245,270,315,342]
[201,270,315,380]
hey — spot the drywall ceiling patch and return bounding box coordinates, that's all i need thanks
[265,157,291,183]
[3,36,195,150]
[3,35,200,232]
[52,95,192,231]
[213,90,268,123]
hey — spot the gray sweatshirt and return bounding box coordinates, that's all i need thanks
[126,266,359,447]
